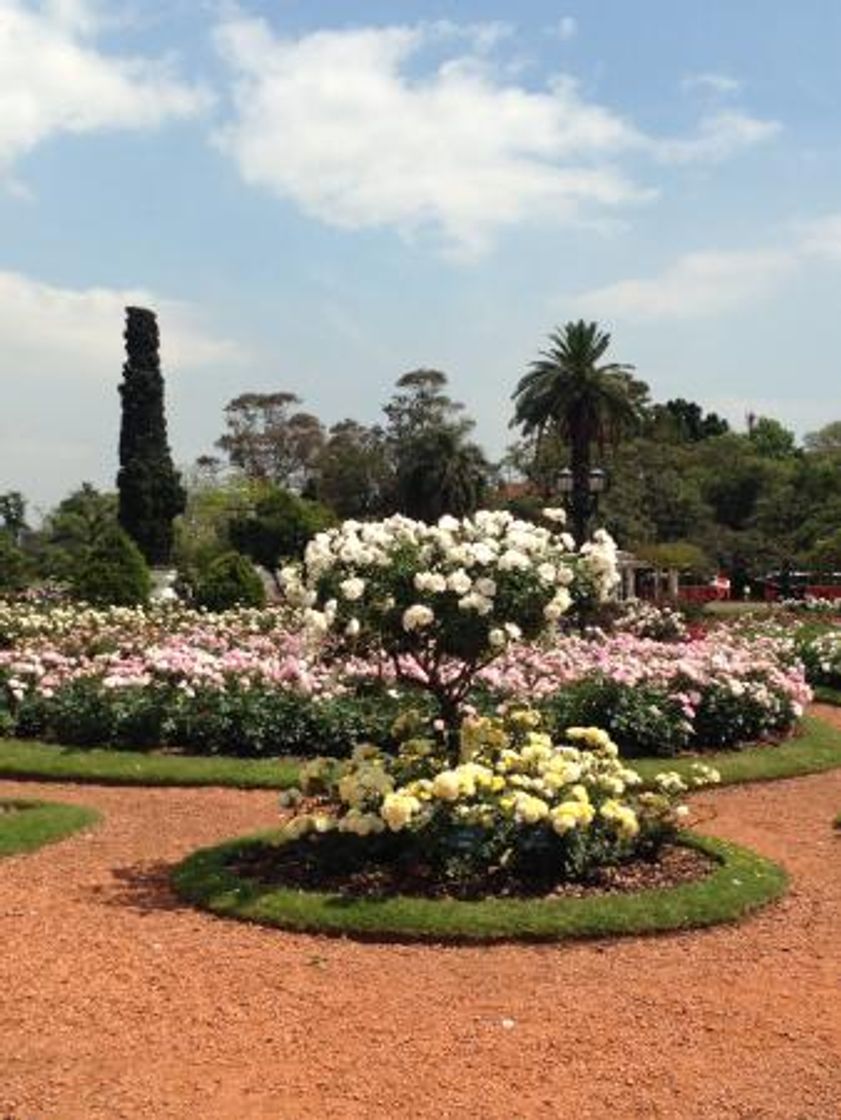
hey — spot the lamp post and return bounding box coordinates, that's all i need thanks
[558,467,607,547]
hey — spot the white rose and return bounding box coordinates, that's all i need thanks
[402,604,435,632]
[340,577,366,601]
[447,569,472,595]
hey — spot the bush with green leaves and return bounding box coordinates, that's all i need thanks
[71,524,150,606]
[282,509,618,734]
[538,678,691,757]
[193,551,266,611]
[277,709,719,895]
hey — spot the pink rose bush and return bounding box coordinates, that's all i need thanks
[0,513,810,759]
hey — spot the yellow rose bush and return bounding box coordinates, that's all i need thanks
[279,708,719,894]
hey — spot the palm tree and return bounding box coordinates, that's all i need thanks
[512,321,642,545]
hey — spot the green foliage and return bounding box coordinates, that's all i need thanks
[748,416,797,460]
[512,321,644,544]
[117,307,185,565]
[33,483,117,581]
[71,523,151,606]
[8,679,424,759]
[383,370,491,521]
[313,420,392,519]
[215,391,325,490]
[0,534,30,592]
[635,540,712,574]
[193,551,266,611]
[0,491,27,541]
[541,679,690,757]
[229,486,334,574]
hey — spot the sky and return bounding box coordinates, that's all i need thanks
[3,0,841,514]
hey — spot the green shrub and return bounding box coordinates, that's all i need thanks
[193,551,266,611]
[539,678,690,757]
[0,535,30,593]
[71,525,150,606]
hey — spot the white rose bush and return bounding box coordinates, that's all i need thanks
[280,509,619,739]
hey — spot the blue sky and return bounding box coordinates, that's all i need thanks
[3,0,841,513]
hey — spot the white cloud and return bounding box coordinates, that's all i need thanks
[653,111,780,164]
[212,17,654,257]
[571,249,796,320]
[0,0,210,170]
[212,17,779,257]
[797,213,841,261]
[681,72,743,96]
[0,269,246,372]
[0,266,248,509]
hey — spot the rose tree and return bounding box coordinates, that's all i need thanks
[281,510,619,734]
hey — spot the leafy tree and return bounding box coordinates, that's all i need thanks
[216,392,325,491]
[34,484,117,581]
[0,535,30,592]
[804,420,841,456]
[383,369,472,445]
[648,399,730,443]
[71,523,151,606]
[635,540,712,575]
[312,420,392,518]
[117,307,185,565]
[748,416,797,460]
[0,491,27,544]
[511,321,644,545]
[383,370,490,519]
[395,426,489,521]
[172,472,259,587]
[229,486,334,584]
[193,551,266,611]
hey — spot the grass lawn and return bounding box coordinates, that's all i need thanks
[0,799,100,857]
[171,829,787,943]
[0,739,300,790]
[632,717,841,787]
[2,716,841,790]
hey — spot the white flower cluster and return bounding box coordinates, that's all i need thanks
[281,511,619,649]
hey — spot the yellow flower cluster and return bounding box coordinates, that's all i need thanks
[281,708,718,855]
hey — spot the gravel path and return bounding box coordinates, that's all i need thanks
[3,719,841,1119]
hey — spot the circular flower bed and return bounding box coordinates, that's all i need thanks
[168,708,788,943]
[172,830,786,942]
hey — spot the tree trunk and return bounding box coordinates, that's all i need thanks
[569,421,591,548]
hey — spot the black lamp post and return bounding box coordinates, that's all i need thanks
[558,467,607,547]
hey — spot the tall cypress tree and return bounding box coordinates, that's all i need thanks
[117,307,185,565]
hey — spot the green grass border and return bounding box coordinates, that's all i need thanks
[813,685,841,706]
[0,799,100,857]
[632,716,841,786]
[171,829,787,943]
[0,739,300,789]
[3,715,841,790]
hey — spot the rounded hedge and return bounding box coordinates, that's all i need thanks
[0,799,100,857]
[171,829,787,943]
[193,550,266,611]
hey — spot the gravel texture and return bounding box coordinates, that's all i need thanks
[3,718,841,1119]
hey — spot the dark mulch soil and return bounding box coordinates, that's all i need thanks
[230,838,714,901]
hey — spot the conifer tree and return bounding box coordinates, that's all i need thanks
[117,307,185,565]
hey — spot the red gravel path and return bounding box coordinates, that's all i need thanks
[3,723,841,1119]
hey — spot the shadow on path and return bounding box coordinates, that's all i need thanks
[88,861,190,915]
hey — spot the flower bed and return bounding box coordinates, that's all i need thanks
[0,604,810,758]
[170,709,787,943]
